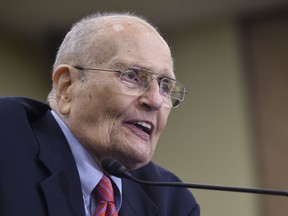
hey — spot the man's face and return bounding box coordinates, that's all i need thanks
[56,22,174,169]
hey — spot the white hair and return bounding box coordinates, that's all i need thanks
[48,12,162,104]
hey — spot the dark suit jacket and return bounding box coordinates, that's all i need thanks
[0,97,200,216]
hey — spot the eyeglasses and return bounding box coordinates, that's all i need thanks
[73,65,187,108]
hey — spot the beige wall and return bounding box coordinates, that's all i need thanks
[153,19,259,216]
[0,33,50,101]
[0,19,260,215]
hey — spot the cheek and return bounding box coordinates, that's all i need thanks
[75,82,133,132]
[157,108,171,133]
[79,80,118,111]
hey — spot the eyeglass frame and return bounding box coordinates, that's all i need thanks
[72,65,187,108]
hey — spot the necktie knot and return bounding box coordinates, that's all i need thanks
[94,175,118,216]
[95,175,114,202]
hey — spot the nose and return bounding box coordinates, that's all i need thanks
[138,80,164,110]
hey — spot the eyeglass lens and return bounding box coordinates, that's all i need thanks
[119,69,185,107]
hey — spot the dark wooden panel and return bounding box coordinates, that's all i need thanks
[242,9,288,216]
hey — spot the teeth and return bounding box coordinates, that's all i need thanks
[136,121,152,130]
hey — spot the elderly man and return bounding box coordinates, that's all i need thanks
[0,13,200,215]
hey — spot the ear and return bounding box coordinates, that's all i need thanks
[52,64,76,115]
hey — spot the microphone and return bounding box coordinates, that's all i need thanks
[101,157,288,197]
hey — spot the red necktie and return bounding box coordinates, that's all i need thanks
[94,175,118,216]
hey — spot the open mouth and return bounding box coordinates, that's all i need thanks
[125,120,153,135]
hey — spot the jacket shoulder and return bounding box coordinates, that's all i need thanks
[129,161,200,216]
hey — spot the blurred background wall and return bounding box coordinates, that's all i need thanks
[1,1,288,215]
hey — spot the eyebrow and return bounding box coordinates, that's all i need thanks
[129,64,176,80]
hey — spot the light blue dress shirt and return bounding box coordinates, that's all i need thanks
[51,110,122,216]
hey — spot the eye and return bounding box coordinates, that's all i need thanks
[120,69,140,84]
[160,78,173,96]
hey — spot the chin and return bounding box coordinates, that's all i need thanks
[109,137,155,170]
[114,152,152,170]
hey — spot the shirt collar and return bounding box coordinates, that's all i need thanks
[51,110,122,210]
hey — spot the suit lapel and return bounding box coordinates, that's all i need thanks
[40,161,84,216]
[32,110,159,216]
[119,179,159,216]
[32,111,85,216]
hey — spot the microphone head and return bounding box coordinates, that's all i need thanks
[101,157,131,178]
